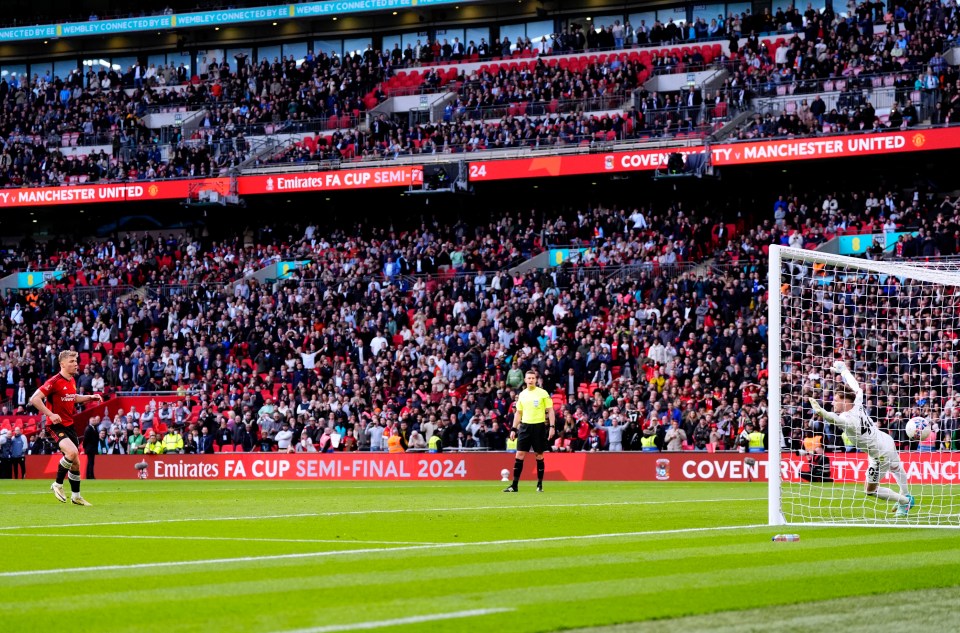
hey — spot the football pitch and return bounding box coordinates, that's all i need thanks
[0,480,958,633]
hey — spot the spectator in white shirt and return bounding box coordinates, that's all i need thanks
[276,422,294,452]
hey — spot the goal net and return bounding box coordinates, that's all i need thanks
[768,245,960,528]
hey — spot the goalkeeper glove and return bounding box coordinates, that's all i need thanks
[831,360,847,374]
[809,397,825,417]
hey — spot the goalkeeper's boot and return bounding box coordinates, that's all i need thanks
[71,494,92,507]
[502,485,518,493]
[50,482,66,503]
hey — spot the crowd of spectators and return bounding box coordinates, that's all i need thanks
[0,229,294,288]
[728,0,960,137]
[6,169,960,457]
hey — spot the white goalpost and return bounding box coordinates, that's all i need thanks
[768,245,960,528]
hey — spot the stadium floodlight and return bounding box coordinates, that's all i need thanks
[768,245,960,528]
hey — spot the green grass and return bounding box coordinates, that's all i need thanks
[0,480,958,633]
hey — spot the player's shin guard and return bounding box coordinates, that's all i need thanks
[512,458,524,487]
[67,471,81,494]
[536,458,544,484]
[56,457,72,485]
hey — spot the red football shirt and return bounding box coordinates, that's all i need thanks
[38,373,78,427]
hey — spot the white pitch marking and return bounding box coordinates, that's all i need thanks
[269,608,513,633]
[0,483,498,495]
[0,533,430,546]
[0,523,768,578]
[0,497,765,532]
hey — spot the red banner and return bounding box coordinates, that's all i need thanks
[22,452,960,482]
[0,166,422,208]
[237,166,422,195]
[781,452,960,484]
[5,452,929,482]
[467,128,960,182]
[0,178,229,208]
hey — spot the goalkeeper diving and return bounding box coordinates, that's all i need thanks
[809,360,915,517]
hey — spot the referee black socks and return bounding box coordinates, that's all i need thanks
[536,459,544,485]
[512,458,524,488]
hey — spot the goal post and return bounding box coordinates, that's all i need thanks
[768,245,784,526]
[768,245,960,528]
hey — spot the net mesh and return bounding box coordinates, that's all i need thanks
[776,250,960,527]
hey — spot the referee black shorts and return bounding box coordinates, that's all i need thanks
[517,423,549,454]
[48,424,79,452]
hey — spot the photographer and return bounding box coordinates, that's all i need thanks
[105,432,126,455]
[30,429,57,455]
[800,447,833,483]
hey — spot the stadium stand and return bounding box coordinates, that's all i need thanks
[1,170,952,455]
[7,0,960,185]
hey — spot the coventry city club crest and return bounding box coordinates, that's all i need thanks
[655,458,670,481]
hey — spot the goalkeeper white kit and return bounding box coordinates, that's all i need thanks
[820,367,900,474]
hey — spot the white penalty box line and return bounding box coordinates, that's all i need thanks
[0,523,767,579]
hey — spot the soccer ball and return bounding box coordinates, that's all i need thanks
[905,417,932,441]
[500,468,510,482]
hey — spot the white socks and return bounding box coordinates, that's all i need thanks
[875,487,908,505]
[892,469,911,498]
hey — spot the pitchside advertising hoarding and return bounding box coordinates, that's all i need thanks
[23,453,960,482]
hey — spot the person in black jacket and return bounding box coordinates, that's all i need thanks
[215,419,232,450]
[800,447,833,483]
[199,426,215,454]
[233,422,254,452]
[82,422,99,480]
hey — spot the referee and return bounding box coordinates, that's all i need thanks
[503,370,555,493]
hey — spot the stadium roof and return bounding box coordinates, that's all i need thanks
[0,0,474,44]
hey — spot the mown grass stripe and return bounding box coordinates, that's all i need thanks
[0,497,765,531]
[0,523,765,579]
